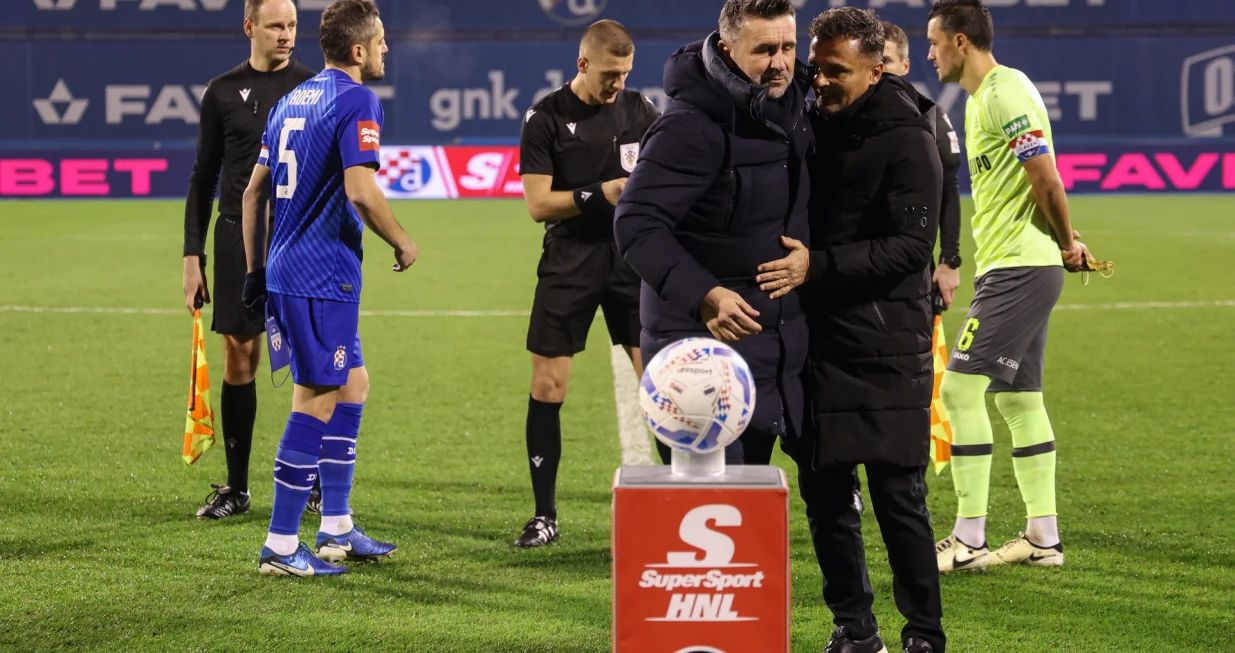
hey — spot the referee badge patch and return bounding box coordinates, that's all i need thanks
[620,142,640,173]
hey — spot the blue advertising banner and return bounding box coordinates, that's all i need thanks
[4,141,1231,199]
[9,35,1235,145]
[0,149,196,198]
[9,0,1235,32]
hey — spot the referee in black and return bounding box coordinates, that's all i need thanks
[515,19,659,548]
[181,0,315,520]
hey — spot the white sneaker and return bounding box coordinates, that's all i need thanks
[936,534,989,573]
[990,532,1064,568]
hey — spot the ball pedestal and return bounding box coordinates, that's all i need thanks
[670,447,725,478]
[610,450,791,653]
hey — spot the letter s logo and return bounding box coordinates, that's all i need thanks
[459,152,503,191]
[665,504,740,568]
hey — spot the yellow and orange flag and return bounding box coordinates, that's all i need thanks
[929,314,954,474]
[183,309,216,465]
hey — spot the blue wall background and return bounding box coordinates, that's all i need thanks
[5,0,1235,147]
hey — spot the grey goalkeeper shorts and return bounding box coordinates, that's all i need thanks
[947,266,1064,392]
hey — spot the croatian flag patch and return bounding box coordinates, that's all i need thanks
[1009,130,1050,163]
[257,145,270,167]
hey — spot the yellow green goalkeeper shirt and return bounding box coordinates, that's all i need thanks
[964,65,1063,278]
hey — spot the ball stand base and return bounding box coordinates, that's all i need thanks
[670,448,725,478]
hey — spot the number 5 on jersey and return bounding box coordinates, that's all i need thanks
[276,117,305,199]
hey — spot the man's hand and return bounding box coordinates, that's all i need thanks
[392,239,420,272]
[756,236,810,299]
[182,255,209,313]
[242,266,267,312]
[602,178,628,207]
[1061,240,1089,272]
[932,263,961,310]
[699,287,762,342]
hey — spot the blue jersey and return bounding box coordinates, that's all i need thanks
[258,68,383,303]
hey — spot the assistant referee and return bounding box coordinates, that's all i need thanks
[181,0,315,520]
[514,19,659,548]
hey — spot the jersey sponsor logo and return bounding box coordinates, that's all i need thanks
[1002,114,1032,140]
[620,142,640,173]
[239,88,251,102]
[1010,130,1051,163]
[358,121,380,151]
[566,122,577,134]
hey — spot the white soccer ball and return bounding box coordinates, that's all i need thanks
[638,337,755,455]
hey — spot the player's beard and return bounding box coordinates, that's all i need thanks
[362,49,385,81]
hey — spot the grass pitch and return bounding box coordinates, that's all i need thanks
[0,196,1232,651]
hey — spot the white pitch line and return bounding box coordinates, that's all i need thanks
[1052,300,1235,311]
[0,305,529,317]
[4,300,1235,318]
[5,300,1235,317]
[610,344,654,466]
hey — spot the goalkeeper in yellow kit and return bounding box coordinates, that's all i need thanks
[925,0,1105,572]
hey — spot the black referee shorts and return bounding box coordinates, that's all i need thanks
[210,216,265,338]
[527,233,641,358]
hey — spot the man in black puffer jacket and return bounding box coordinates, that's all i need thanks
[755,8,946,653]
[614,0,811,465]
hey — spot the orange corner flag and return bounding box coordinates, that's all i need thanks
[183,310,216,465]
[929,314,954,475]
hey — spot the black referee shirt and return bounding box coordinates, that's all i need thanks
[183,60,316,257]
[519,85,659,240]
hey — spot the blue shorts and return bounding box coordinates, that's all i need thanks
[267,292,364,387]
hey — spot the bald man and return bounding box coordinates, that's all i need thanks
[514,19,660,548]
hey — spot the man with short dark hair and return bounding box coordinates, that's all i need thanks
[615,0,811,466]
[515,19,658,549]
[927,0,1093,574]
[756,7,945,652]
[242,0,418,576]
[182,0,315,520]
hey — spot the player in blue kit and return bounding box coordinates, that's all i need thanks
[239,0,418,577]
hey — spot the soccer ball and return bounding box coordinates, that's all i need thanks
[639,337,755,455]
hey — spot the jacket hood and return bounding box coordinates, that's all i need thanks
[663,32,808,137]
[816,73,937,138]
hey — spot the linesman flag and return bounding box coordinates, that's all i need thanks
[183,309,216,465]
[929,299,954,475]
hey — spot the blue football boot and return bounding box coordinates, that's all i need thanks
[258,542,348,577]
[315,527,397,563]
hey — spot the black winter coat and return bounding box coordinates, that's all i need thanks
[615,33,812,438]
[801,75,943,468]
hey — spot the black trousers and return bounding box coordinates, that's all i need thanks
[797,460,946,652]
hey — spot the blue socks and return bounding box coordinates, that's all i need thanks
[320,403,363,518]
[269,412,329,536]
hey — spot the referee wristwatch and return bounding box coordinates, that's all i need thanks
[940,253,962,269]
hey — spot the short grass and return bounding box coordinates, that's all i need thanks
[0,196,1232,652]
